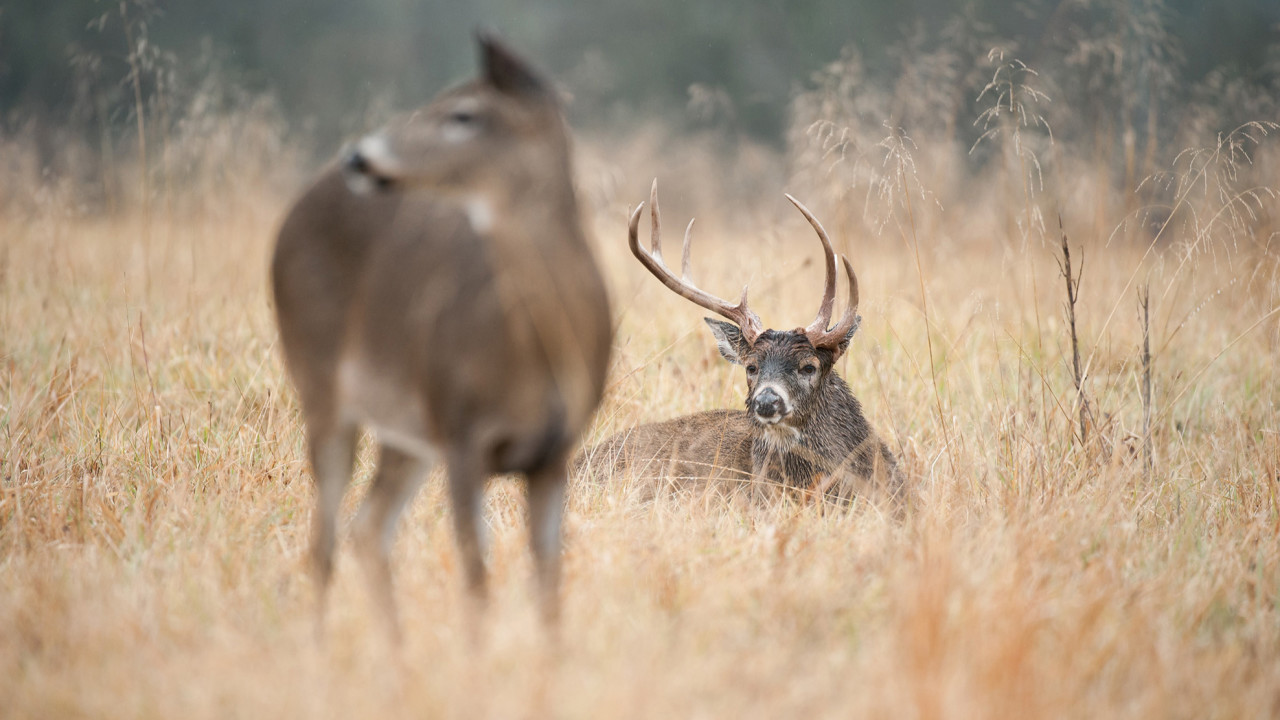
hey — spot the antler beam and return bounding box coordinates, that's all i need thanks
[784,194,860,350]
[628,179,764,343]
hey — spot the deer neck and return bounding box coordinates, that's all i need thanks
[456,130,579,238]
[455,166,603,437]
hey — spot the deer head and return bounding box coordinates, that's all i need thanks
[628,181,861,432]
[342,31,570,208]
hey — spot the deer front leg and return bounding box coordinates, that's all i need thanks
[526,459,568,629]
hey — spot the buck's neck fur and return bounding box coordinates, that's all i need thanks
[749,372,876,488]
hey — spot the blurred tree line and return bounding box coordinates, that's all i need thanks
[0,0,1276,175]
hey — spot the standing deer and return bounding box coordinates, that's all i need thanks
[271,34,612,638]
[579,182,900,505]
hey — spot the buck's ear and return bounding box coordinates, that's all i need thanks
[476,31,550,98]
[828,315,863,362]
[704,318,749,365]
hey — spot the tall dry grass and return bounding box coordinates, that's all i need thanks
[3,55,1280,720]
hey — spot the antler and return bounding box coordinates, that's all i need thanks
[784,194,860,350]
[628,179,764,343]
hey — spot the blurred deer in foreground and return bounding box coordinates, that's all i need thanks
[271,34,612,640]
[579,181,900,505]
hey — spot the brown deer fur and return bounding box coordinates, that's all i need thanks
[578,184,900,505]
[271,34,611,636]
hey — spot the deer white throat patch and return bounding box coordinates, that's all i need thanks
[760,422,801,452]
[465,195,494,234]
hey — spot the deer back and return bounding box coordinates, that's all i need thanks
[577,409,754,497]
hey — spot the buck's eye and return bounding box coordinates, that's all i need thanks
[800,363,818,376]
[745,364,758,376]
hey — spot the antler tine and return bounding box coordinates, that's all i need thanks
[648,178,664,264]
[681,218,695,281]
[628,179,763,342]
[784,194,838,336]
[808,255,861,348]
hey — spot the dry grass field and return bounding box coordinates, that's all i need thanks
[2,110,1279,719]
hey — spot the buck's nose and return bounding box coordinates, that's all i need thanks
[751,387,786,421]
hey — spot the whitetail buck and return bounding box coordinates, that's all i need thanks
[271,34,612,637]
[579,181,900,505]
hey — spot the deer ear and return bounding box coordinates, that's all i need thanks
[477,31,549,98]
[704,318,749,365]
[827,315,862,362]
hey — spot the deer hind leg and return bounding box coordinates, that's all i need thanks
[306,418,359,632]
[526,458,568,629]
[352,444,432,645]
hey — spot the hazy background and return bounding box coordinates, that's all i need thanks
[3,0,1277,165]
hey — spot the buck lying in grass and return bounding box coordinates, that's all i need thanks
[579,182,901,505]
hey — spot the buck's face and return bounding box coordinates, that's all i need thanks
[706,320,851,430]
[343,35,566,202]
